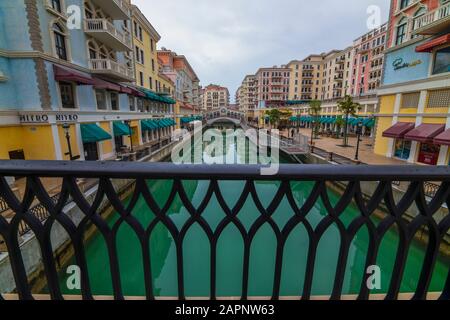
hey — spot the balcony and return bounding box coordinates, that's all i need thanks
[0,162,448,300]
[89,59,134,81]
[334,74,343,81]
[84,19,132,51]
[90,0,130,20]
[413,3,450,35]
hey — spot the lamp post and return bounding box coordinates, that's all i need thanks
[310,119,315,146]
[124,120,134,153]
[355,121,363,161]
[62,123,74,160]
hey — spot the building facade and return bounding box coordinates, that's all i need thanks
[373,0,450,165]
[202,84,229,111]
[350,23,388,97]
[237,75,256,118]
[0,0,176,161]
[157,48,201,124]
[254,66,290,109]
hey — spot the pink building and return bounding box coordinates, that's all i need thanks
[350,23,388,97]
[254,66,290,109]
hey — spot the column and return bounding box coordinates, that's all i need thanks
[51,124,63,160]
[386,94,402,158]
[75,123,85,161]
[437,107,450,165]
[407,90,426,164]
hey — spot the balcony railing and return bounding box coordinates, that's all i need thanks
[413,3,450,35]
[0,161,449,300]
[84,19,132,51]
[90,0,130,19]
[89,59,134,81]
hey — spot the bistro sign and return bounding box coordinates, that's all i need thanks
[20,113,79,124]
[392,57,423,71]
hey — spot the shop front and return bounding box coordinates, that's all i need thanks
[404,123,445,166]
[382,122,416,160]
[80,123,112,161]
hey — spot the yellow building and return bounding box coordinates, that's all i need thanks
[373,1,450,166]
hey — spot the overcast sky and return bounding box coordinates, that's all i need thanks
[133,0,391,102]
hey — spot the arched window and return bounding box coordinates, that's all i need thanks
[395,17,408,46]
[51,0,62,13]
[53,23,67,60]
[84,2,94,19]
[88,41,97,59]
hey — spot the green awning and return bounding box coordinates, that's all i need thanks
[113,121,131,137]
[364,118,375,128]
[141,120,153,131]
[81,123,112,143]
[138,88,176,104]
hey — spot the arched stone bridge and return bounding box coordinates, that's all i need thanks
[204,107,245,126]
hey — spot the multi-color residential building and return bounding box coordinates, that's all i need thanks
[0,0,179,161]
[254,66,290,109]
[374,0,450,165]
[350,23,388,96]
[157,48,201,124]
[202,84,229,111]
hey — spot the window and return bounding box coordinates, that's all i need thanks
[95,90,107,110]
[399,0,410,10]
[394,139,411,160]
[432,47,450,75]
[395,19,407,46]
[129,96,135,111]
[51,0,62,12]
[152,59,155,71]
[149,77,153,89]
[59,82,75,109]
[110,92,119,110]
[427,89,450,108]
[53,23,67,60]
[401,92,420,108]
[139,72,144,86]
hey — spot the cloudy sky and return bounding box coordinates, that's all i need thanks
[133,0,390,102]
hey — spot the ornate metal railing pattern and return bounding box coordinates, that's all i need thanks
[0,161,449,301]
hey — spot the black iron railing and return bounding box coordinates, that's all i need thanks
[0,161,448,301]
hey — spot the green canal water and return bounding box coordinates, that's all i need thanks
[56,128,448,297]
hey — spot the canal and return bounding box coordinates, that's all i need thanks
[56,125,448,298]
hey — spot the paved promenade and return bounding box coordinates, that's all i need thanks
[282,128,408,165]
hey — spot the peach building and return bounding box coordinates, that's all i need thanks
[350,23,388,97]
[254,66,290,109]
[202,84,229,111]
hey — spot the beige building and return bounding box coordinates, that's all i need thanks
[320,48,354,101]
[202,84,230,111]
[288,54,324,101]
[237,75,256,114]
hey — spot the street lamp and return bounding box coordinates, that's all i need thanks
[62,123,74,160]
[355,120,363,161]
[310,119,315,146]
[124,120,134,153]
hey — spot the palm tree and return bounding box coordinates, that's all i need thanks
[264,109,292,130]
[335,115,345,139]
[337,95,361,146]
[308,100,322,139]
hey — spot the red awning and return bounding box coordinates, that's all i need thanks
[382,122,415,139]
[434,128,450,146]
[54,65,94,85]
[416,34,450,53]
[120,86,133,95]
[92,78,121,92]
[404,124,445,143]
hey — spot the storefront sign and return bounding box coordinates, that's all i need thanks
[392,57,423,70]
[19,113,79,124]
[56,113,79,123]
[19,114,49,124]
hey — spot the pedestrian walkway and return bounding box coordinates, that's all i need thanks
[283,128,408,165]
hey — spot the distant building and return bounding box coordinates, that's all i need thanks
[202,84,230,111]
[254,66,290,109]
